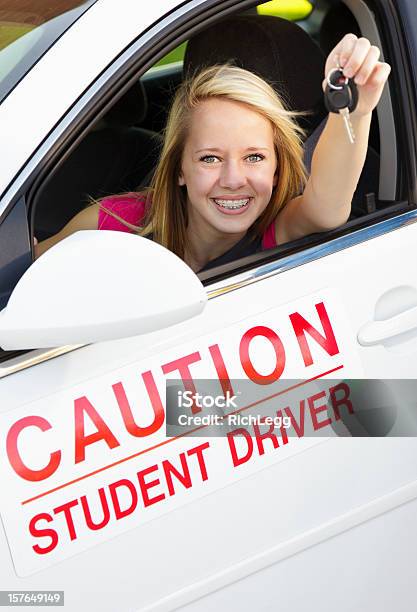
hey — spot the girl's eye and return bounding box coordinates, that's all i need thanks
[246,153,264,163]
[200,155,220,164]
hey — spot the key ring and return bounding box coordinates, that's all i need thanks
[326,67,349,90]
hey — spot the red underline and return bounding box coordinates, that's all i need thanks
[21,364,344,506]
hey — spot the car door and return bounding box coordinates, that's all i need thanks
[3,217,417,611]
[1,0,417,610]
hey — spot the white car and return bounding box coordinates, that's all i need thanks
[1,0,417,610]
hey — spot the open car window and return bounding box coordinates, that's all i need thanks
[31,0,400,244]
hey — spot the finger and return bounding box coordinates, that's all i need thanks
[325,33,357,73]
[343,37,371,77]
[365,62,391,89]
[354,45,381,85]
[338,33,359,67]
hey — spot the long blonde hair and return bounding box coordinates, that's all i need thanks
[104,64,307,260]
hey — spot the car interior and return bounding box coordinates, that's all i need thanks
[0,0,410,364]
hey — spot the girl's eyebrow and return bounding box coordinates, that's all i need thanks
[245,147,270,151]
[195,146,270,153]
[195,148,222,153]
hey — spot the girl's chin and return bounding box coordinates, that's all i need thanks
[211,218,255,237]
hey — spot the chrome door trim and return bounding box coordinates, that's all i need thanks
[206,208,417,297]
[2,208,416,378]
[0,345,84,379]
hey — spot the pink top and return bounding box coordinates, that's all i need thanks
[98,195,277,250]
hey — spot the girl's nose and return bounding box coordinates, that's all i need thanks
[219,160,247,190]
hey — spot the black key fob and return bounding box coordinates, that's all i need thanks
[324,69,358,114]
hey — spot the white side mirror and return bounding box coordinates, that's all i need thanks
[0,231,207,349]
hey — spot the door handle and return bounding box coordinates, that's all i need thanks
[358,306,417,346]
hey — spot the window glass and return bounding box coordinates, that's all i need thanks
[0,0,97,104]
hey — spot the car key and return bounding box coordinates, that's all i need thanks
[324,68,358,144]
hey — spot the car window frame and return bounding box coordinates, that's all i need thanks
[29,0,417,278]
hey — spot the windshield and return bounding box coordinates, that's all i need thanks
[0,0,97,104]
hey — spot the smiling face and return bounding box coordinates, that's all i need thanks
[179,98,278,243]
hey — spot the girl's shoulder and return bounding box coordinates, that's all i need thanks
[97,193,148,232]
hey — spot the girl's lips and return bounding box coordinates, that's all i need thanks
[211,197,252,215]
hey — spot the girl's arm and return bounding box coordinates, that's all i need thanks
[276,34,391,244]
[34,203,99,258]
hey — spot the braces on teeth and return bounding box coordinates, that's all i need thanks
[214,199,249,209]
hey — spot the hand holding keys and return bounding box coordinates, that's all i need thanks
[322,34,391,144]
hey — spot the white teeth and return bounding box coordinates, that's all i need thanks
[214,198,250,209]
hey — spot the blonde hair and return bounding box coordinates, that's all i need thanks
[103,64,308,260]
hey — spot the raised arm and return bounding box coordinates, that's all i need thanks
[34,203,100,258]
[277,34,391,244]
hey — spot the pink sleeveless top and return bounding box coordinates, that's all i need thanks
[98,195,277,250]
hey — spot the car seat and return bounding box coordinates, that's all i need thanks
[34,81,163,239]
[184,12,380,218]
[184,14,327,137]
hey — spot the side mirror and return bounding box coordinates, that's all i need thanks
[0,231,207,349]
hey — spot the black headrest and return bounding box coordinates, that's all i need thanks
[320,4,360,57]
[104,81,147,128]
[184,15,326,134]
